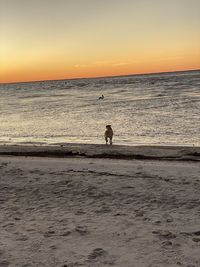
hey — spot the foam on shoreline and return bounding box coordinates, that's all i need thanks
[0,143,199,161]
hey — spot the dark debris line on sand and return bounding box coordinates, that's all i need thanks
[0,144,200,161]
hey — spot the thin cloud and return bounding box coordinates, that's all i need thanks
[165,56,184,61]
[112,62,131,67]
[95,61,132,66]
[95,60,113,65]
[74,64,88,68]
[154,56,184,62]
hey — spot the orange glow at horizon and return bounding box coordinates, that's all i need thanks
[1,52,200,83]
[1,66,200,84]
[1,62,200,84]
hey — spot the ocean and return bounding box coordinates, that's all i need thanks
[0,70,200,146]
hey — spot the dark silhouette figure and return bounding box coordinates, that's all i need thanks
[99,94,104,100]
[104,125,113,145]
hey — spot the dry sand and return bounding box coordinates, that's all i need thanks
[0,145,200,267]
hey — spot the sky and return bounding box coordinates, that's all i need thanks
[0,0,200,83]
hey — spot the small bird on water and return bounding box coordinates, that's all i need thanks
[99,94,104,100]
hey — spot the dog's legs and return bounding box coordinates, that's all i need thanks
[110,138,113,145]
[105,137,108,145]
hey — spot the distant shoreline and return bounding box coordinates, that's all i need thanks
[1,68,199,85]
[0,143,199,162]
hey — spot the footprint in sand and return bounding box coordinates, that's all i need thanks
[1,162,8,166]
[87,248,115,265]
[95,206,111,214]
[181,230,200,238]
[75,225,89,235]
[62,262,82,267]
[193,230,200,236]
[49,245,57,250]
[162,240,173,247]
[75,210,86,215]
[2,222,15,230]
[192,237,200,242]
[135,210,145,217]
[88,248,107,260]
[0,260,10,267]
[44,230,56,238]
[60,230,72,237]
[152,230,176,239]
[182,230,200,243]
[15,235,29,241]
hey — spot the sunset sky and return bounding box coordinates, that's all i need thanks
[0,0,200,83]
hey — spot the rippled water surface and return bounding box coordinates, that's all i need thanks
[0,70,200,146]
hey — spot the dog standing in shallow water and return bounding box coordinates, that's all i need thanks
[105,125,113,145]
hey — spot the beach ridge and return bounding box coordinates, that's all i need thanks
[0,144,199,161]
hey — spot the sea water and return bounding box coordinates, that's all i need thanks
[0,70,200,146]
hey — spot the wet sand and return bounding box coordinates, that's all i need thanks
[0,143,200,161]
[0,144,200,267]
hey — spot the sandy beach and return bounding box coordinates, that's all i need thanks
[1,0,200,266]
[0,144,200,267]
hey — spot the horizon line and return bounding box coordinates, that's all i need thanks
[1,68,200,85]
